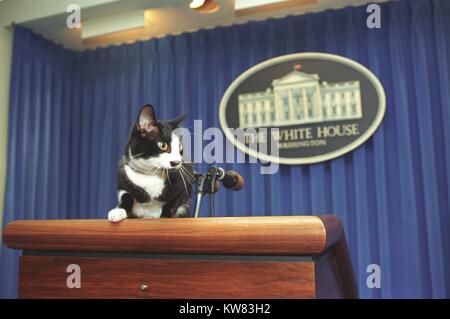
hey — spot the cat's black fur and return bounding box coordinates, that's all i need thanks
[114,104,193,219]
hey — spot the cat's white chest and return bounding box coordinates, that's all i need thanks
[124,165,165,218]
[132,200,164,218]
[124,165,165,198]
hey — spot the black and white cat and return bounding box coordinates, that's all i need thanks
[108,104,194,222]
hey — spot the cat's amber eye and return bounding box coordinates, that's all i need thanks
[157,141,168,151]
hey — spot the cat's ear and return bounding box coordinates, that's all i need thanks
[136,104,159,137]
[168,112,189,128]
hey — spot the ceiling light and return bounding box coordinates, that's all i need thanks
[189,0,220,14]
[190,0,207,9]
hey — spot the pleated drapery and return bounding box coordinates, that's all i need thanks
[1,0,450,298]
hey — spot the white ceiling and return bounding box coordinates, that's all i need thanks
[19,0,390,51]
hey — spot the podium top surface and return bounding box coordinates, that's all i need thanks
[3,215,343,256]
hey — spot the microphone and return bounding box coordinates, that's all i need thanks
[194,170,221,193]
[193,166,244,217]
[217,168,245,191]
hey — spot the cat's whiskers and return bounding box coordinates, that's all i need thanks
[179,171,189,196]
[130,152,145,158]
[182,163,197,180]
[177,165,191,181]
[179,165,195,184]
[166,168,173,186]
[177,167,190,197]
[132,162,164,178]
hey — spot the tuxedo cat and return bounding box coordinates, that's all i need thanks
[108,104,194,222]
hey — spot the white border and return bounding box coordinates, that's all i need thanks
[219,52,386,165]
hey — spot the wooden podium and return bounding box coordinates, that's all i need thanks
[3,215,357,299]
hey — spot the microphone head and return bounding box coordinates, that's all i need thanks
[216,167,226,180]
[223,170,244,191]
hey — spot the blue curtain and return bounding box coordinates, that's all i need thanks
[1,0,450,298]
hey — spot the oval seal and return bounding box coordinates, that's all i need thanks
[219,53,386,164]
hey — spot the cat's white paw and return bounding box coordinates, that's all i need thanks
[175,205,188,217]
[108,208,127,223]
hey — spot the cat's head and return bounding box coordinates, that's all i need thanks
[126,104,188,170]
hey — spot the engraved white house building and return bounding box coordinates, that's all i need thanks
[238,65,363,128]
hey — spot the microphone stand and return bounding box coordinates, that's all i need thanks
[193,166,220,218]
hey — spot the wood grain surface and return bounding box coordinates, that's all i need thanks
[4,216,341,255]
[19,256,316,299]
